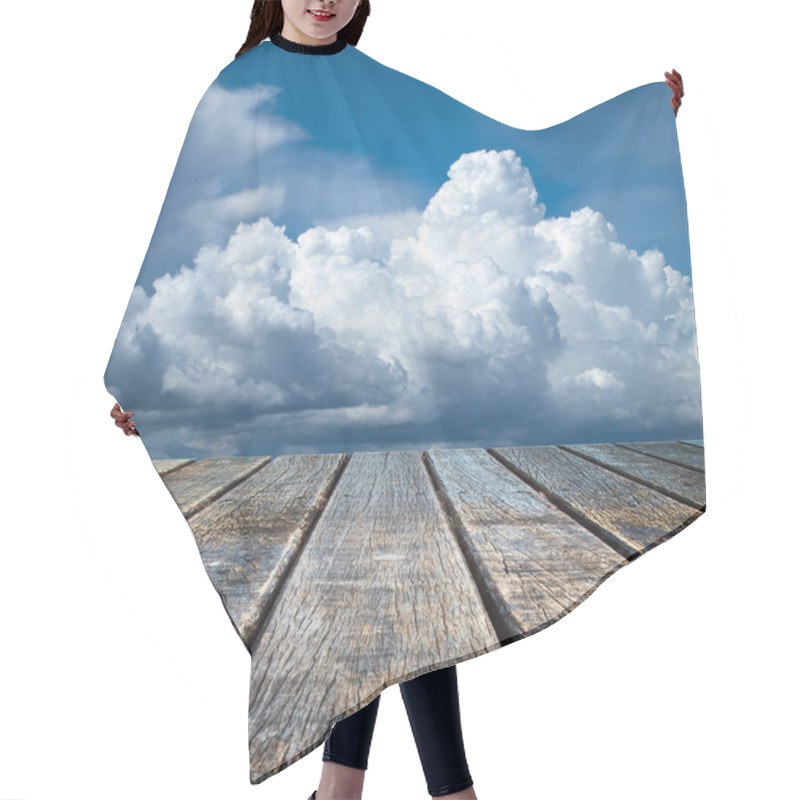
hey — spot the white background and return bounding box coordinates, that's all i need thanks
[1,1,796,798]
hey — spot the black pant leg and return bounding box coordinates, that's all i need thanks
[400,665,474,797]
[322,694,381,771]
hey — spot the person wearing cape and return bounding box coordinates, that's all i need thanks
[105,0,700,792]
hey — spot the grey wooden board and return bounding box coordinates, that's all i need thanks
[425,448,623,640]
[561,443,706,509]
[618,441,705,472]
[150,442,705,783]
[247,450,497,784]
[492,446,702,554]
[153,458,194,476]
[158,457,272,518]
[185,453,348,648]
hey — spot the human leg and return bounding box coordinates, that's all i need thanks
[400,665,475,798]
[323,693,381,769]
[316,694,382,799]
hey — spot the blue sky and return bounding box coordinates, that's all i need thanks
[105,40,702,459]
[220,43,688,274]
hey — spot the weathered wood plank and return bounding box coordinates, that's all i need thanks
[159,457,272,518]
[185,453,348,648]
[560,443,705,509]
[490,446,702,554]
[617,441,705,473]
[247,450,497,784]
[153,458,195,476]
[424,448,623,642]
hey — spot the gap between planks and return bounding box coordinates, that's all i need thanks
[486,448,641,560]
[557,444,705,511]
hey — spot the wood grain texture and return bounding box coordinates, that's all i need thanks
[491,446,702,554]
[425,448,623,642]
[185,453,348,649]
[247,450,496,784]
[617,441,705,473]
[158,457,272,518]
[560,443,705,509]
[153,442,705,783]
[153,458,194,476]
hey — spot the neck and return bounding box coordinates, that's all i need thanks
[280,20,337,47]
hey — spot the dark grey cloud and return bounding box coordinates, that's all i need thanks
[106,149,702,458]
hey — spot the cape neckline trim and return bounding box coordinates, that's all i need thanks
[270,31,348,55]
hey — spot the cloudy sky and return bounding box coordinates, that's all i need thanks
[105,44,702,459]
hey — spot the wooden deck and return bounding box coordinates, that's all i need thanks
[153,440,705,784]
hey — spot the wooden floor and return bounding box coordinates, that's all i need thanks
[153,440,705,784]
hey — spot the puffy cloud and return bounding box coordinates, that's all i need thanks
[133,83,309,290]
[137,82,431,292]
[106,149,701,457]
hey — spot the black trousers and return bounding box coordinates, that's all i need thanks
[322,664,474,797]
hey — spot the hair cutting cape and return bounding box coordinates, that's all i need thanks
[104,32,705,784]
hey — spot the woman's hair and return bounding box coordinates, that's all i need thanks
[236,1,371,59]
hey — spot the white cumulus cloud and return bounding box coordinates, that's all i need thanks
[106,149,702,457]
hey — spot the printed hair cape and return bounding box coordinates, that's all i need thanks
[104,32,704,784]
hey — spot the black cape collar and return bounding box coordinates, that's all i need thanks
[270,31,348,55]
